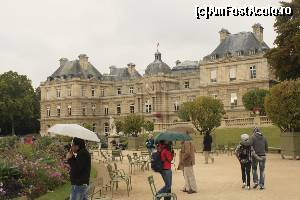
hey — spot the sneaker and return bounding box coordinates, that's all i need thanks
[246,186,250,190]
[253,183,258,189]
[242,183,246,188]
[259,185,265,190]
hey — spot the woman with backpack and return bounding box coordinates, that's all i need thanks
[157,140,173,200]
[235,134,262,190]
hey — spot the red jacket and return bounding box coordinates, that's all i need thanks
[160,147,173,169]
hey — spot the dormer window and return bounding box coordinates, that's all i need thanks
[236,51,243,56]
[225,51,231,57]
[249,49,257,55]
[210,54,217,60]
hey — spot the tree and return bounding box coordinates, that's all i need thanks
[143,120,154,132]
[83,123,93,131]
[122,114,144,137]
[265,80,300,132]
[0,71,37,135]
[242,89,269,115]
[178,101,193,121]
[265,0,300,80]
[179,97,225,135]
[115,119,124,134]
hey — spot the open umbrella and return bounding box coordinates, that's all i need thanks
[154,131,192,142]
[48,124,100,142]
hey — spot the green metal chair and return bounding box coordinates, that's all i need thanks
[113,162,132,189]
[147,176,177,200]
[106,163,131,197]
[87,177,112,200]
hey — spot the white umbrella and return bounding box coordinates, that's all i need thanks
[48,124,100,142]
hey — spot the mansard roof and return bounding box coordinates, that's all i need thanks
[171,60,199,73]
[48,57,102,81]
[204,32,269,60]
[102,65,142,81]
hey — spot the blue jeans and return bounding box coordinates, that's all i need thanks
[70,184,88,200]
[158,169,172,199]
[252,157,266,187]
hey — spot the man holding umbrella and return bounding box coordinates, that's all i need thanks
[66,137,91,200]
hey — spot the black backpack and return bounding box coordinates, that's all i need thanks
[151,151,163,172]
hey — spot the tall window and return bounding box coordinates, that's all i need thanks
[91,87,95,97]
[129,86,134,94]
[230,93,238,108]
[92,123,96,132]
[117,88,122,95]
[250,65,256,79]
[46,106,51,117]
[184,81,189,88]
[67,87,72,97]
[229,68,236,81]
[174,101,179,112]
[104,106,109,115]
[67,105,72,116]
[100,88,105,97]
[56,88,61,98]
[117,104,121,114]
[145,100,152,113]
[210,70,217,82]
[81,86,86,96]
[82,105,86,116]
[56,106,61,117]
[130,104,135,113]
[92,104,96,113]
[104,122,109,135]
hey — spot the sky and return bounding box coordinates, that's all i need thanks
[0,0,284,87]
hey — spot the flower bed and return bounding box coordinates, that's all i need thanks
[0,136,69,199]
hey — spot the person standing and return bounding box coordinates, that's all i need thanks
[251,127,268,190]
[157,141,173,200]
[235,134,262,190]
[145,134,155,154]
[178,138,197,194]
[66,137,91,200]
[203,133,214,164]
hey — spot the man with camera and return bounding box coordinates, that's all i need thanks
[66,137,91,200]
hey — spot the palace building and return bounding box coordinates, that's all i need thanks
[39,23,276,135]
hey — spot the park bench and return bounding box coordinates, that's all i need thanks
[111,150,123,162]
[147,176,177,200]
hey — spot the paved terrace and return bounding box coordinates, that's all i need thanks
[92,151,300,200]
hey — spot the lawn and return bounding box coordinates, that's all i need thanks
[36,165,97,200]
[213,126,281,148]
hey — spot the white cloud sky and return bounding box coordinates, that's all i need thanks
[0,0,284,87]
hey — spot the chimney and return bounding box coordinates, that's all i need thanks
[109,65,117,74]
[78,54,89,69]
[127,62,136,75]
[219,28,230,43]
[175,60,181,66]
[252,23,264,43]
[59,58,68,67]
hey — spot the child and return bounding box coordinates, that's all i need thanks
[235,134,262,190]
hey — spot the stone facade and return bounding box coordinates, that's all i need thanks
[39,24,276,135]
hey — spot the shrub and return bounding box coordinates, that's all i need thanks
[265,80,300,132]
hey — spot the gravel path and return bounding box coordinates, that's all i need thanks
[92,152,300,200]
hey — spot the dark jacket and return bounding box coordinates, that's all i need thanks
[203,134,213,151]
[251,132,268,156]
[68,148,91,185]
[235,140,262,164]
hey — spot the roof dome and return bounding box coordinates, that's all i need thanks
[145,51,170,75]
[48,54,102,81]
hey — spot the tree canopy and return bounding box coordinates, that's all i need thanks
[265,0,300,80]
[265,80,300,132]
[242,88,269,115]
[178,96,225,135]
[143,120,154,132]
[122,114,144,137]
[0,71,39,135]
